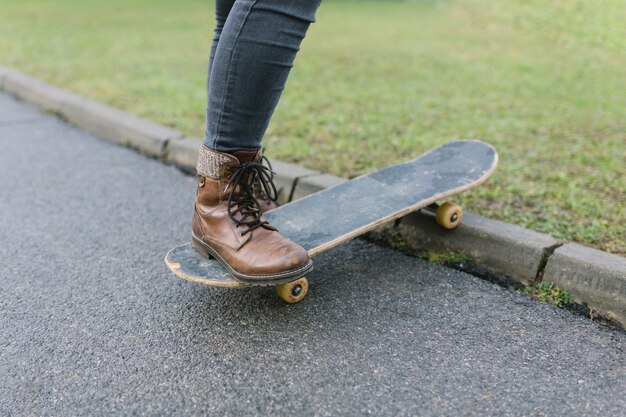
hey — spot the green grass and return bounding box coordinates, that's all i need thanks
[426,251,470,266]
[0,0,624,253]
[525,282,573,308]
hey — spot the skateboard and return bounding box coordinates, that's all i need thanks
[165,140,498,303]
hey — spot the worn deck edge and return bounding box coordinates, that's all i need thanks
[164,252,248,288]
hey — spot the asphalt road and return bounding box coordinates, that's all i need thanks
[1,93,624,416]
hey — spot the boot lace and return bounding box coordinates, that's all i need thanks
[224,161,278,236]
[254,155,277,204]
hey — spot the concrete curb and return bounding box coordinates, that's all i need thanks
[0,66,182,158]
[543,244,626,326]
[59,96,182,157]
[386,212,559,286]
[1,66,624,328]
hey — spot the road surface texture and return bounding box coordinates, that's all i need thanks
[1,93,624,416]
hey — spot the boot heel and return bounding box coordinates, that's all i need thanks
[192,240,214,259]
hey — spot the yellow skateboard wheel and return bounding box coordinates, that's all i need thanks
[276,277,308,304]
[435,202,463,229]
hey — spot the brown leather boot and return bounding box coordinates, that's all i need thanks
[191,145,312,284]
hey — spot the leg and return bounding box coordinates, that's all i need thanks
[204,0,322,152]
[192,0,322,284]
[208,0,236,77]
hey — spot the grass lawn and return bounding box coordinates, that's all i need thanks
[1,0,624,254]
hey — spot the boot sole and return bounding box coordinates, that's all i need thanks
[191,234,313,286]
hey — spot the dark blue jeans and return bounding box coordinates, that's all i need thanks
[203,0,322,153]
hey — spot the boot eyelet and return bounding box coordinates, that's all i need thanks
[198,176,205,187]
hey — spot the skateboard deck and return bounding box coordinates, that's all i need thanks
[165,140,498,301]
